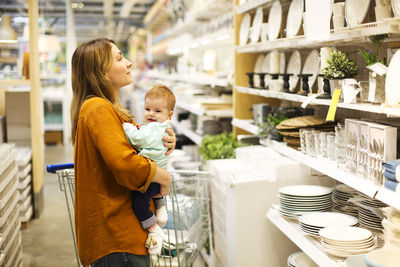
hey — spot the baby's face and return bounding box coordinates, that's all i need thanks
[144,97,172,123]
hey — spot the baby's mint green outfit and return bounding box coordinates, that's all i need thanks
[123,121,170,168]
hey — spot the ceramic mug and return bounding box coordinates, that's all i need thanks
[375,6,392,21]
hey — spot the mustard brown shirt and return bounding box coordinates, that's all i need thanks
[74,97,157,266]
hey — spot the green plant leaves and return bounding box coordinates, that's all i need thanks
[199,132,239,160]
[322,50,358,79]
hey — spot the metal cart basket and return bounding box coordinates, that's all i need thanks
[47,164,211,267]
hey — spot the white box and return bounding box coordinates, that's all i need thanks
[207,158,326,267]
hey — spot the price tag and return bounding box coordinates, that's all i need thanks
[301,94,318,108]
[326,88,341,121]
[367,62,388,76]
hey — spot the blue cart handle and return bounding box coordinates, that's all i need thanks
[47,163,74,173]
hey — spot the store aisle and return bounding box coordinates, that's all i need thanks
[22,145,76,267]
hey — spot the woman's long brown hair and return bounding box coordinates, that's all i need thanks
[70,38,133,143]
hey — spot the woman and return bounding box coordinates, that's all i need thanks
[71,38,175,266]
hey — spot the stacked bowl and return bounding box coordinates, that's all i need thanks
[278,185,333,218]
[319,226,377,258]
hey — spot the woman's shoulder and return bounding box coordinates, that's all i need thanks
[81,97,113,115]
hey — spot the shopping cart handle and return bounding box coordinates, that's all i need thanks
[47,163,74,173]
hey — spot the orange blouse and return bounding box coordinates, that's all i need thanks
[74,97,156,266]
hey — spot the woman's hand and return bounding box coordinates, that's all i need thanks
[152,167,171,198]
[163,127,176,155]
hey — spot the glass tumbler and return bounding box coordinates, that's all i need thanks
[327,133,336,161]
[299,128,309,153]
[320,132,328,158]
[305,130,316,157]
[314,132,322,157]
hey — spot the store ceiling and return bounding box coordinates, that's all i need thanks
[0,0,158,42]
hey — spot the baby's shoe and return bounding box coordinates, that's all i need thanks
[156,206,168,228]
[146,224,164,255]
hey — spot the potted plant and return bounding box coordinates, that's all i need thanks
[359,34,388,104]
[257,112,287,143]
[199,132,239,161]
[322,50,359,103]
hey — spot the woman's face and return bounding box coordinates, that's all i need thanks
[105,43,133,92]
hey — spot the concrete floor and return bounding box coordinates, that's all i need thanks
[22,145,78,267]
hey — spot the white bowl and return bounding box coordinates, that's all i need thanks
[366,248,400,267]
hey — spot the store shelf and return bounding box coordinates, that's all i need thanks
[266,208,341,267]
[236,19,400,53]
[270,141,400,210]
[148,71,229,88]
[40,74,66,80]
[167,0,232,38]
[0,57,18,63]
[177,101,233,118]
[235,86,400,117]
[231,118,259,135]
[235,0,272,14]
[232,118,400,209]
[171,120,202,145]
[44,124,63,131]
[0,79,30,86]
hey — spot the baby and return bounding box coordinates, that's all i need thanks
[123,84,175,255]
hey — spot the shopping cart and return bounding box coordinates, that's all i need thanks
[47,164,211,267]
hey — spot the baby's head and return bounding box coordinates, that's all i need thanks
[144,84,175,123]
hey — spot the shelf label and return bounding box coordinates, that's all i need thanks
[367,62,388,76]
[326,88,341,121]
[301,94,318,108]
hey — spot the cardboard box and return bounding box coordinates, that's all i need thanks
[5,91,31,124]
[44,131,63,145]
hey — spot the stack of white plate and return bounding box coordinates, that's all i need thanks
[287,251,317,267]
[299,212,358,236]
[320,226,377,258]
[358,199,386,231]
[333,184,359,217]
[278,185,333,218]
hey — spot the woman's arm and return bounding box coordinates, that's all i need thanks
[152,166,171,197]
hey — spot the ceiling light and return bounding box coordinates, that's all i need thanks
[0,15,18,44]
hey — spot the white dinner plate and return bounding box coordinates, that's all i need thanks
[319,226,372,242]
[288,251,318,267]
[335,184,358,194]
[299,212,358,228]
[250,7,263,43]
[286,0,304,38]
[253,54,264,72]
[345,0,371,26]
[268,1,283,40]
[253,54,265,87]
[239,13,251,46]
[279,185,333,197]
[302,49,320,90]
[280,51,286,74]
[393,0,400,17]
[286,50,301,92]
